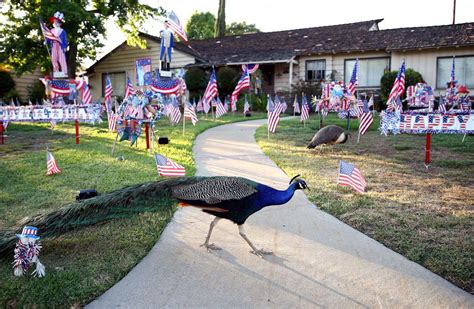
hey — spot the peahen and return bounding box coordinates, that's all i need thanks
[307,125,350,149]
[0,176,308,257]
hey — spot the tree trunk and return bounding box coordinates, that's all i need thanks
[67,42,78,79]
[215,0,226,37]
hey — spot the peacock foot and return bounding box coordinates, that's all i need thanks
[200,243,221,252]
[251,249,273,257]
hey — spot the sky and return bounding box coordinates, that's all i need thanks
[90,0,474,66]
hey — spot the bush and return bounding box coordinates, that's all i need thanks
[236,92,267,112]
[27,80,46,103]
[185,67,208,101]
[217,66,239,97]
[3,88,20,104]
[0,71,16,99]
[291,80,321,102]
[380,68,423,108]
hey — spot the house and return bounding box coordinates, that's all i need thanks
[86,19,474,101]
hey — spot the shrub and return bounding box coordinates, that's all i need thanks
[0,70,16,99]
[217,66,239,97]
[236,92,267,112]
[291,80,321,102]
[185,67,208,101]
[27,80,46,103]
[3,88,20,104]
[380,68,423,108]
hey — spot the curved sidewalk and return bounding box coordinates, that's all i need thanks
[88,119,473,308]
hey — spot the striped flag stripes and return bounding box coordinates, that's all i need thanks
[108,113,119,132]
[293,96,301,114]
[104,75,113,103]
[124,76,135,98]
[358,100,373,135]
[387,61,406,111]
[184,103,198,125]
[347,59,358,95]
[301,95,310,122]
[267,95,285,133]
[164,11,188,44]
[231,68,250,107]
[243,96,250,114]
[337,160,366,194]
[215,100,227,118]
[154,153,185,177]
[46,151,61,175]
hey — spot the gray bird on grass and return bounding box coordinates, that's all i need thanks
[307,125,350,149]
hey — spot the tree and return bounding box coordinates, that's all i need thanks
[226,22,260,36]
[0,1,165,78]
[215,0,226,37]
[186,11,216,40]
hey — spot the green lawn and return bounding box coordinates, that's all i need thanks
[256,113,473,293]
[0,112,265,308]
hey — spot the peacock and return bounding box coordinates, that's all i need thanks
[307,125,350,149]
[0,176,309,257]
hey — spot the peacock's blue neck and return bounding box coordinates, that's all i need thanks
[256,182,299,208]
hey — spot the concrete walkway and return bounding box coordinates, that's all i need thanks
[88,119,473,308]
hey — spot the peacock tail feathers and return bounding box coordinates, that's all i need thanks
[0,177,194,256]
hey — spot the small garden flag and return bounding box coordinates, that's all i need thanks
[154,153,185,177]
[337,160,366,193]
[46,151,61,175]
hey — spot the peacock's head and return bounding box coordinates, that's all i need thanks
[289,174,310,191]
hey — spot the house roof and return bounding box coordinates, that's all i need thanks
[188,20,474,64]
[86,20,474,72]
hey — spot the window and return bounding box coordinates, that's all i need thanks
[437,56,474,89]
[102,72,126,97]
[306,60,326,81]
[344,58,390,87]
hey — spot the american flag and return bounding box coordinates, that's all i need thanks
[40,20,61,42]
[203,97,211,114]
[46,151,61,175]
[180,78,187,95]
[124,76,135,98]
[231,68,250,106]
[184,103,198,125]
[164,11,188,44]
[230,96,237,112]
[170,98,181,124]
[82,82,92,105]
[241,64,259,74]
[203,68,218,104]
[154,153,185,177]
[196,97,204,112]
[322,83,332,99]
[151,76,180,94]
[347,59,358,95]
[104,75,113,103]
[356,100,364,117]
[108,113,119,132]
[387,61,406,111]
[438,95,447,113]
[358,100,373,135]
[301,95,310,122]
[267,95,285,133]
[293,96,301,114]
[243,96,250,114]
[215,99,227,118]
[337,160,366,194]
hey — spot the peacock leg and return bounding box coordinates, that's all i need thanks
[200,217,221,251]
[238,225,273,257]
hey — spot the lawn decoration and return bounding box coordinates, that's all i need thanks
[380,60,473,166]
[40,12,68,78]
[111,89,164,154]
[13,226,45,277]
[406,82,434,109]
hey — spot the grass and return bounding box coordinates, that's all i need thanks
[255,113,473,293]
[0,112,266,308]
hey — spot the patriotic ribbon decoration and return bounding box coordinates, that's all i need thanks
[151,76,180,94]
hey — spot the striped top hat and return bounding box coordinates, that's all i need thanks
[16,226,40,240]
[50,11,65,24]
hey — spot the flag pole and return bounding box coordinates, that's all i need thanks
[182,110,186,136]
